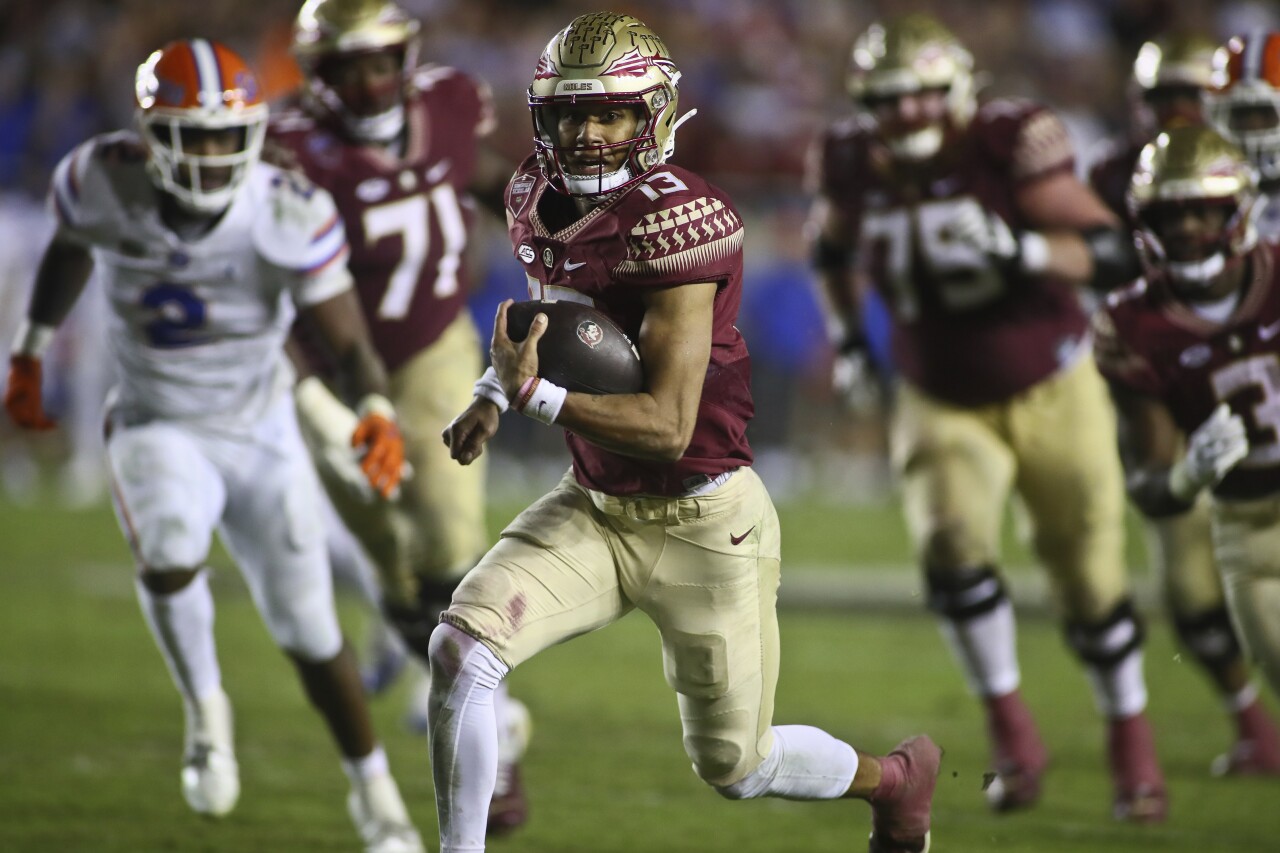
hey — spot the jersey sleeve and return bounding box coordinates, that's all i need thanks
[47,139,102,244]
[978,100,1075,184]
[1091,304,1164,397]
[252,170,353,307]
[613,185,745,287]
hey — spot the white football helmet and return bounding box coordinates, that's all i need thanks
[1207,31,1280,185]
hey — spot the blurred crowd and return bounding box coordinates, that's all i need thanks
[2,0,1278,506]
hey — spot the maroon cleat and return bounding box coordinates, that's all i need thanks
[983,691,1049,812]
[868,735,942,853]
[487,762,528,836]
[1211,696,1280,777]
[1109,712,1168,824]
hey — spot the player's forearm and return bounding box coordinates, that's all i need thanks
[26,237,94,328]
[556,391,696,462]
[331,339,390,404]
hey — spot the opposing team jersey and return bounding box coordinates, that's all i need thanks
[267,65,495,373]
[1095,242,1280,500]
[506,154,753,497]
[49,131,351,431]
[811,99,1090,406]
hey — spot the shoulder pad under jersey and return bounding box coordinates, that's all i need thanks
[249,164,347,272]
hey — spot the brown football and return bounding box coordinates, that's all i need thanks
[504,300,644,395]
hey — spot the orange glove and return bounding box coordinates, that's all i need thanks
[5,355,56,430]
[351,395,405,499]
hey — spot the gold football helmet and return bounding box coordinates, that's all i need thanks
[846,13,975,160]
[528,12,687,197]
[1208,32,1280,184]
[1128,126,1259,286]
[292,0,420,142]
[1129,34,1216,135]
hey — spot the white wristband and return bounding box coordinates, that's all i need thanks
[513,376,567,425]
[473,366,509,413]
[1018,231,1051,275]
[356,393,396,421]
[11,320,56,358]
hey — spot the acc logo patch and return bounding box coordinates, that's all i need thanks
[517,244,536,264]
[355,177,391,203]
[577,320,604,349]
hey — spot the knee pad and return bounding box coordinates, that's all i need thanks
[687,733,750,789]
[1065,599,1145,668]
[1173,607,1243,671]
[925,564,1008,620]
[427,622,507,692]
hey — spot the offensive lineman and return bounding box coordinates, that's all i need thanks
[3,39,422,853]
[265,0,531,831]
[807,13,1167,821]
[431,13,941,853]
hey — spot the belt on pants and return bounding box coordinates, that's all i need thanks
[587,469,738,524]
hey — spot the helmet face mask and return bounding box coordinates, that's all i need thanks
[847,13,975,162]
[1208,33,1280,184]
[293,0,419,142]
[528,12,683,198]
[135,39,268,215]
[1128,126,1259,291]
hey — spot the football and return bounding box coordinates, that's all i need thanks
[504,300,644,395]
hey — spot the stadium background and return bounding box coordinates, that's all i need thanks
[4,2,1280,851]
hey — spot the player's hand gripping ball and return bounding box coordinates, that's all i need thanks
[505,300,644,395]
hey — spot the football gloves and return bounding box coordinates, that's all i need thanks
[4,355,56,430]
[1170,403,1249,500]
[353,394,406,500]
[943,202,1050,274]
[831,332,882,415]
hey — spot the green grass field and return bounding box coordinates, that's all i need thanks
[2,493,1278,852]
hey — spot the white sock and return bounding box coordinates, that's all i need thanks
[428,624,507,853]
[716,725,858,800]
[135,571,222,704]
[937,599,1021,697]
[342,744,390,783]
[1086,650,1149,718]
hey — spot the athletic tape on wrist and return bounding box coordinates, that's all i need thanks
[513,376,566,425]
[11,320,56,358]
[472,366,509,413]
[1018,231,1051,275]
[356,393,396,421]
[1168,461,1200,503]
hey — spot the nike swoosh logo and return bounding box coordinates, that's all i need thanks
[1260,319,1280,341]
[730,527,755,546]
[564,259,586,271]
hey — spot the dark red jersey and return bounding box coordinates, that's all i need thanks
[1088,136,1143,221]
[506,154,754,497]
[1096,243,1280,500]
[811,99,1089,406]
[268,65,495,372]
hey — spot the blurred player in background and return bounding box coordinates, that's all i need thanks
[1095,125,1280,707]
[808,13,1168,822]
[1089,33,1280,776]
[264,0,530,833]
[432,13,942,853]
[3,39,423,853]
[1209,32,1280,239]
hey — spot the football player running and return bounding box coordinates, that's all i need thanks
[808,13,1167,822]
[1094,125,1280,710]
[1089,34,1280,777]
[433,13,941,853]
[265,0,532,833]
[3,40,423,853]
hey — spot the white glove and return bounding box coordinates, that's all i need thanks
[831,338,882,415]
[943,203,1050,274]
[1170,403,1249,500]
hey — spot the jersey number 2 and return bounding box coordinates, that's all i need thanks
[363,185,466,320]
[142,283,208,348]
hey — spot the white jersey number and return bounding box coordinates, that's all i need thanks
[861,196,1007,322]
[364,184,467,320]
[1212,354,1280,467]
